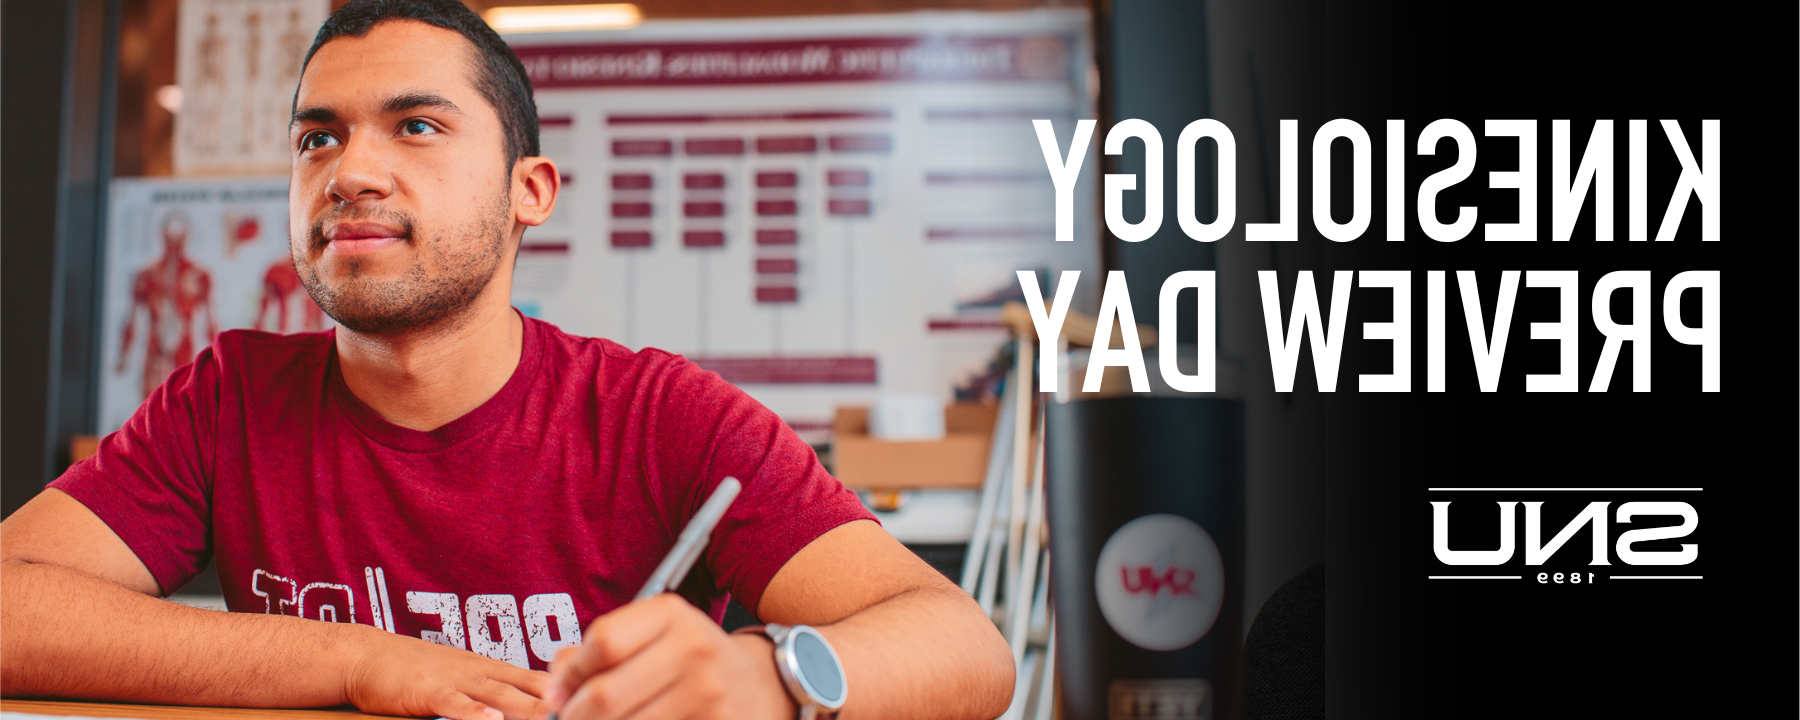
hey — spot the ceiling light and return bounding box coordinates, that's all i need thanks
[155,84,183,113]
[484,4,641,33]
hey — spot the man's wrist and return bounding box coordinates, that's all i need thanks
[729,630,800,720]
[337,621,403,706]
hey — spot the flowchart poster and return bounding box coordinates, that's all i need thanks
[505,10,1102,432]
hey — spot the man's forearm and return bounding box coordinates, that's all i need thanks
[816,585,1014,720]
[0,560,377,706]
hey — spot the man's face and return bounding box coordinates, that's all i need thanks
[288,20,515,335]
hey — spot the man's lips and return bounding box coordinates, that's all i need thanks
[323,222,406,254]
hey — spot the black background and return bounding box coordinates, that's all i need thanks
[3,0,1791,716]
[1239,3,1799,717]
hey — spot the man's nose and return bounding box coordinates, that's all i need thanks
[325,131,395,203]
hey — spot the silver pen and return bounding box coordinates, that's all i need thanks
[632,476,742,601]
[547,476,742,720]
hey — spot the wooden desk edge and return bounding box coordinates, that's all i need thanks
[0,698,404,719]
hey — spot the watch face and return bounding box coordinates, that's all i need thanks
[791,628,846,706]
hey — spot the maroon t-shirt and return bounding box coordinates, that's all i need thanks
[51,316,874,670]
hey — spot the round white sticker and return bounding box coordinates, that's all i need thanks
[1094,513,1224,651]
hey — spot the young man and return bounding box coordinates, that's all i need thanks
[0,2,1015,718]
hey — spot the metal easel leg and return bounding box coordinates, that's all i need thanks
[961,370,1018,594]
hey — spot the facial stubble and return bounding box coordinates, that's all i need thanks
[297,190,512,335]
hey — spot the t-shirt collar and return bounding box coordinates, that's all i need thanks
[327,310,545,453]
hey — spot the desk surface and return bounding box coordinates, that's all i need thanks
[0,699,401,719]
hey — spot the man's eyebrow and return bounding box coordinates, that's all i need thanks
[288,93,462,129]
[290,106,337,128]
[381,92,463,116]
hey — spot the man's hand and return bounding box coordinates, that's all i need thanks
[545,594,795,720]
[344,633,552,720]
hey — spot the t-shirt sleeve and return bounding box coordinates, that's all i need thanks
[48,348,220,596]
[646,355,876,616]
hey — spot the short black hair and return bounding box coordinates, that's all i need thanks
[298,0,540,165]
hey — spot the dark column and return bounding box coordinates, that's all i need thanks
[3,0,118,517]
[1101,0,1213,339]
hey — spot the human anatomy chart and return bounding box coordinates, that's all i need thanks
[174,0,328,176]
[101,177,321,432]
[508,10,1102,430]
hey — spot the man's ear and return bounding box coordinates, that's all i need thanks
[513,156,560,227]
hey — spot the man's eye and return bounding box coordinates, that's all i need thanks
[300,132,339,151]
[400,119,439,136]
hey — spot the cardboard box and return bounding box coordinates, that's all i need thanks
[833,403,997,489]
[71,435,100,464]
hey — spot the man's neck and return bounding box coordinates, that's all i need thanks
[334,296,524,432]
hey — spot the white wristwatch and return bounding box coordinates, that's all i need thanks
[742,623,848,720]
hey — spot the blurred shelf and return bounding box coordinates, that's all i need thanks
[857,488,979,544]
